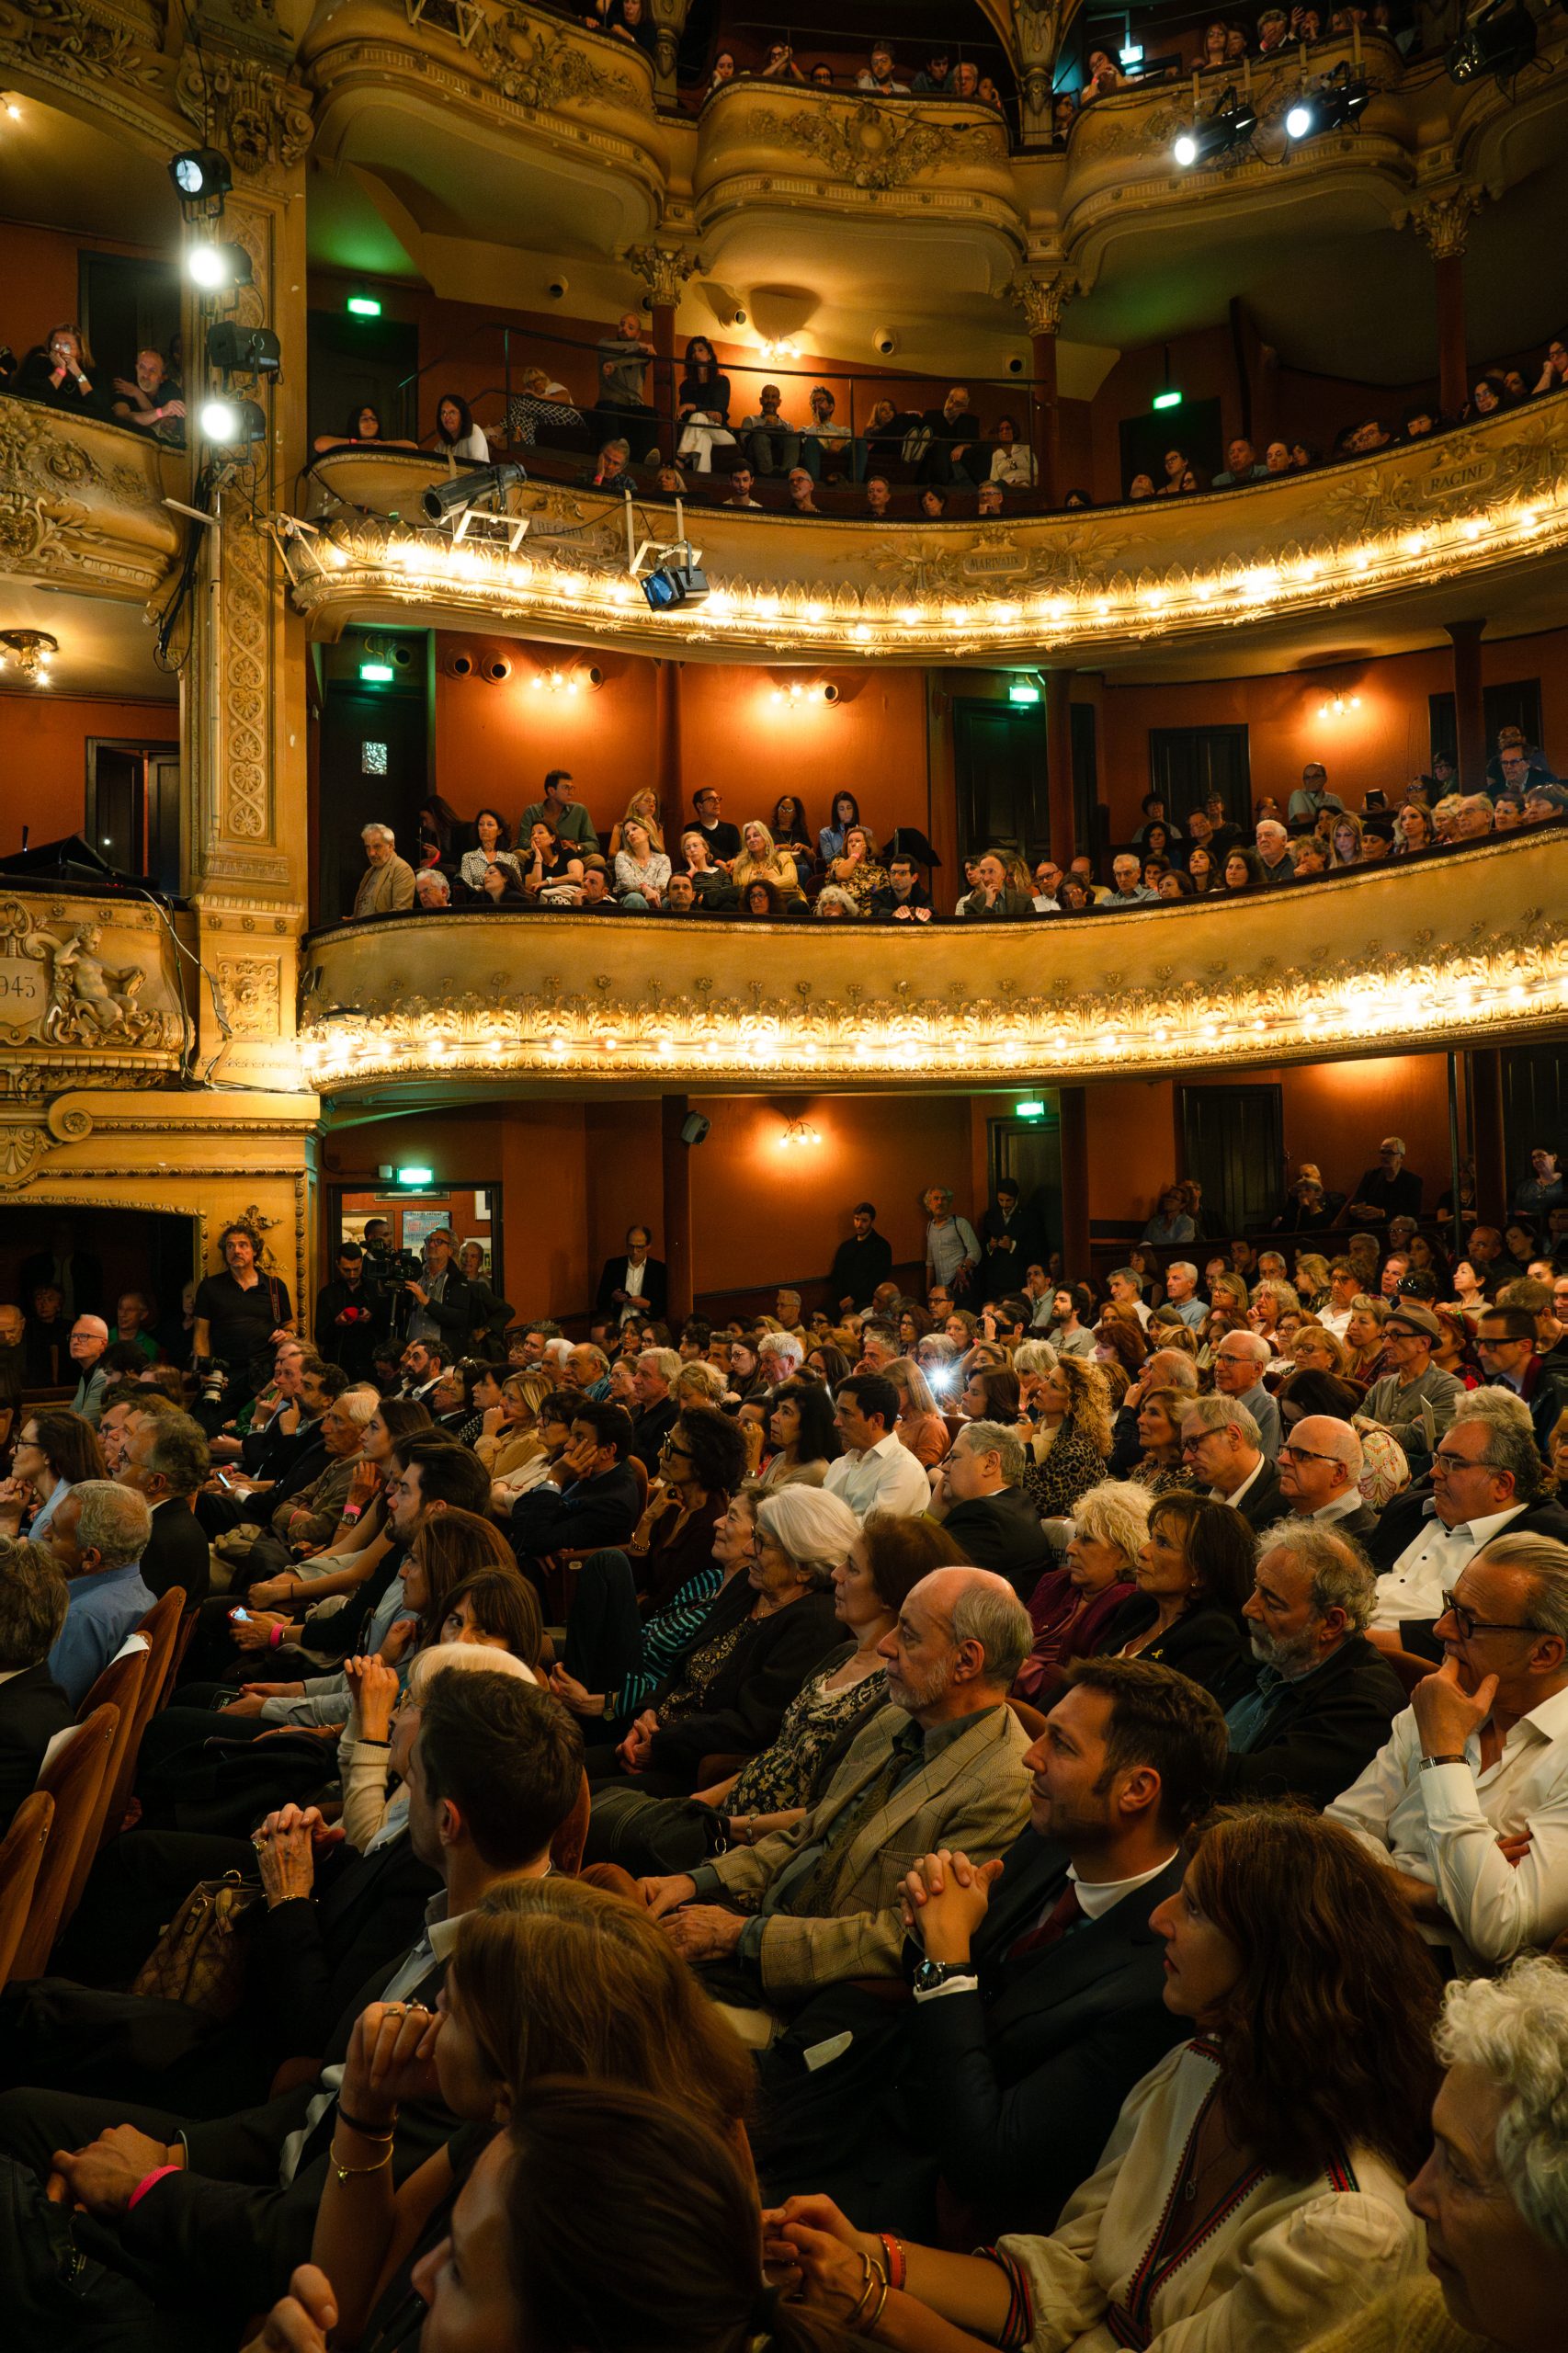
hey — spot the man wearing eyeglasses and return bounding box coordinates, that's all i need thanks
[1328,1531,1568,1967]
[1275,1415,1380,1542]
[1366,1396,1568,1653]
[1361,1302,1463,1472]
[1337,1135,1423,1230]
[1210,1333,1281,1462]
[1478,1306,1568,1455]
[1178,1397,1284,1531]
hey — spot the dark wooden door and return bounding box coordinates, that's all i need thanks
[317,684,428,923]
[1179,1082,1284,1236]
[1149,725,1252,831]
[953,700,1048,858]
[85,739,181,896]
[988,1110,1061,1265]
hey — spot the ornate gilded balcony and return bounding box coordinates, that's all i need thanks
[292,396,1568,670]
[297,830,1568,1107]
[0,399,183,603]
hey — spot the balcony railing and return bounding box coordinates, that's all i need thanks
[0,395,183,601]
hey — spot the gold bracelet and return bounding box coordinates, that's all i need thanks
[330,2142,393,2182]
[859,2274,891,2336]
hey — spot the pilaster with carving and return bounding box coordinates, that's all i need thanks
[1408,184,1483,261]
[624,239,702,309]
[1005,265,1078,338]
[647,0,687,104]
[177,28,312,1090]
[1013,0,1075,146]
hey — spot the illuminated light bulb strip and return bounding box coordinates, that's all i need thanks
[308,480,1568,661]
[298,954,1567,1090]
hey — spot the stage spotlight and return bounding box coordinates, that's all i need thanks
[1284,68,1369,140]
[640,560,709,612]
[199,395,267,445]
[207,321,281,376]
[420,460,528,524]
[1447,0,1536,82]
[186,241,253,290]
[1173,85,1257,167]
[169,147,232,201]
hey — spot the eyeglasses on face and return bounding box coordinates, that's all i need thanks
[1437,1588,1541,1643]
[1432,1448,1491,1474]
[1278,1442,1345,1469]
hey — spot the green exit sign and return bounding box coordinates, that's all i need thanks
[395,1165,435,1187]
[1015,1099,1046,1120]
[347,294,382,317]
[1153,388,1183,411]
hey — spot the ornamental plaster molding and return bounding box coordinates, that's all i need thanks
[736,96,1005,190]
[175,42,314,178]
[623,241,702,308]
[455,0,642,111]
[1407,183,1483,261]
[0,399,179,598]
[1004,267,1078,337]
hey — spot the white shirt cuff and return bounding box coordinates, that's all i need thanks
[912,1973,981,2003]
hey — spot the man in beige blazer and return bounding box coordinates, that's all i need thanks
[640,1566,1034,2019]
[351,823,415,918]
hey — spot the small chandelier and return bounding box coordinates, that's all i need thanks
[0,629,58,682]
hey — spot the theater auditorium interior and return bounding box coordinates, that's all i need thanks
[0,0,1567,2344]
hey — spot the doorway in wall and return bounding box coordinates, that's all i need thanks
[0,1204,198,1378]
[1178,1082,1283,1236]
[953,699,1048,859]
[86,738,181,895]
[987,1106,1062,1266]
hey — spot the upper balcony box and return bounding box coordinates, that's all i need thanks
[0,400,182,603]
[304,0,670,265]
[692,82,1018,288]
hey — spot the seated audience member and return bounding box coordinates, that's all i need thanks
[1366,1391,1567,1648]
[508,1398,642,1571]
[928,1420,1051,1597]
[1305,1959,1568,2353]
[1212,434,1268,486]
[0,1672,584,2337]
[69,1314,110,1427]
[16,324,101,411]
[586,1483,847,1798]
[1478,1302,1568,1453]
[882,1358,949,1472]
[351,822,415,918]
[584,1512,964,1877]
[1276,1413,1380,1539]
[823,1374,933,1519]
[40,1481,152,1706]
[637,1566,1033,2016]
[115,1405,211,1603]
[548,1408,748,1721]
[1211,1329,1282,1460]
[1015,1481,1146,1704]
[312,402,417,454]
[1022,1356,1114,1519]
[958,850,1034,920]
[1361,1300,1464,1470]
[110,347,184,440]
[756,1657,1225,2234]
[1223,1524,1407,1806]
[1341,1134,1424,1229]
[1329,1533,1568,1967]
[868,853,933,921]
[0,1535,71,1829]
[625,1346,680,1472]
[1180,1394,1286,1529]
[1092,1488,1254,1703]
[770,1808,1439,2347]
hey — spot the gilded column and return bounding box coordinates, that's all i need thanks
[175,36,313,1093]
[1004,267,1076,506]
[648,0,689,107]
[625,240,702,453]
[1409,186,1483,425]
[1013,0,1076,146]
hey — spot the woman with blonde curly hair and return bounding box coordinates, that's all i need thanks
[1022,1354,1114,1519]
[1014,1478,1147,1702]
[732,818,803,901]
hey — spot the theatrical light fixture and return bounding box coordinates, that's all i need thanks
[1284,66,1370,140]
[199,395,267,445]
[186,241,253,290]
[422,460,528,548]
[1172,85,1258,168]
[640,557,709,611]
[169,146,232,200]
[1447,0,1537,82]
[207,320,281,376]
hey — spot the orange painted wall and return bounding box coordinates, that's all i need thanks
[1084,1054,1453,1226]
[1,695,178,848]
[1096,625,1568,839]
[430,634,930,849]
[4,221,171,350]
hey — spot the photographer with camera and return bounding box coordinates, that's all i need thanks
[192,1224,294,1420]
[398,1226,473,1356]
[314,1242,386,1384]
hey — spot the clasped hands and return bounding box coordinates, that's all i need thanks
[47,2122,184,2219]
[900,1847,1005,1965]
[635,1872,746,1961]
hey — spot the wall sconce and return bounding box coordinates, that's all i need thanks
[1315,691,1362,719]
[769,681,838,709]
[529,664,604,695]
[0,629,57,682]
[778,1117,823,1149]
[757,337,801,362]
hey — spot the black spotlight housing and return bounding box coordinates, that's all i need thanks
[207,320,281,376]
[640,561,709,611]
[1173,85,1258,167]
[170,146,232,201]
[1447,0,1537,83]
[1284,65,1371,139]
[199,394,267,447]
[420,460,528,523]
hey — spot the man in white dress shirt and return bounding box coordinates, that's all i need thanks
[1369,1397,1548,1636]
[824,1375,932,1520]
[1329,1533,1568,1966]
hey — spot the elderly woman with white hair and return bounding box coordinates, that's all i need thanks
[583,1480,850,1799]
[1305,1955,1568,2353]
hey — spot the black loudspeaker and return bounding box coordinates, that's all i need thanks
[680,1112,710,1147]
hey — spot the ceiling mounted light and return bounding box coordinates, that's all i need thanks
[169,146,232,201]
[1172,85,1257,167]
[186,241,253,290]
[0,628,59,680]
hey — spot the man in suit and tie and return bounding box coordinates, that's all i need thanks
[0,1673,584,2335]
[753,1657,1225,2234]
[1181,1394,1285,1530]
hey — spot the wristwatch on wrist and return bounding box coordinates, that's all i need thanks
[1419,1752,1468,1769]
[911,1956,971,1995]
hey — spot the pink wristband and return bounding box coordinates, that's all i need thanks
[270,1622,284,1648]
[128,2165,179,2211]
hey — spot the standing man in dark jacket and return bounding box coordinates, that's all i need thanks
[595,1224,668,1327]
[312,1242,385,1383]
[828,1202,894,1313]
[399,1228,472,1355]
[1221,1525,1405,1808]
[754,1657,1225,2235]
[979,1179,1047,1303]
